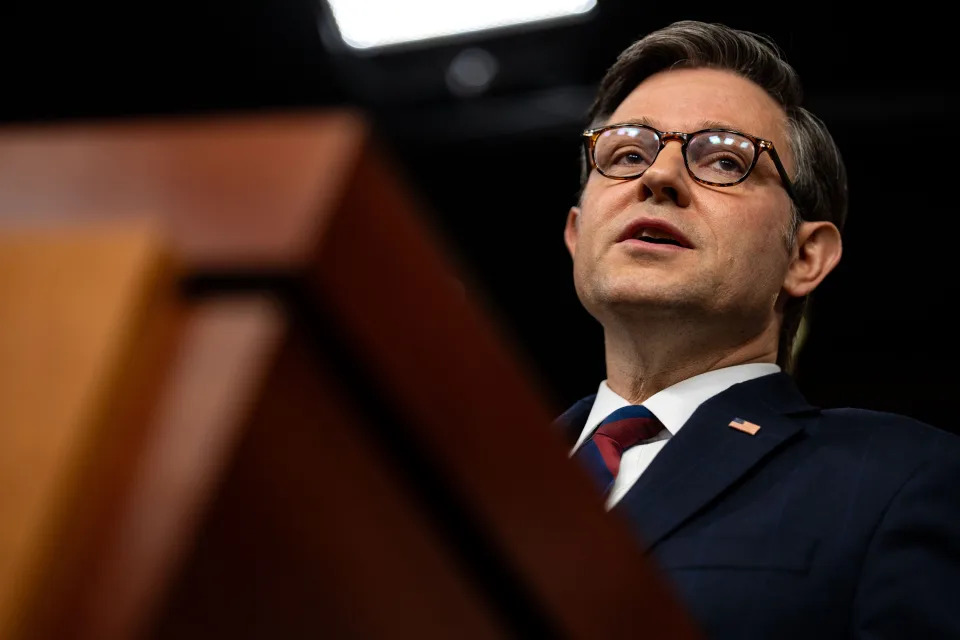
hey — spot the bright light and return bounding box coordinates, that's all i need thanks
[326,0,598,50]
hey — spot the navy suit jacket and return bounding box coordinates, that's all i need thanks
[556,372,960,639]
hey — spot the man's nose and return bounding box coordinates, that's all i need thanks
[636,141,692,207]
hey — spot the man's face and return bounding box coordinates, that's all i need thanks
[566,67,797,335]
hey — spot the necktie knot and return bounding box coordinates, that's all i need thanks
[595,405,662,452]
[575,405,665,496]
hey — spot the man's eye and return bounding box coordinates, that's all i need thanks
[702,153,746,174]
[612,147,650,165]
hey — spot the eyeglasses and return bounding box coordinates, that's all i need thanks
[582,123,797,203]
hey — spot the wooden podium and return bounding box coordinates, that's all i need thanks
[0,112,700,639]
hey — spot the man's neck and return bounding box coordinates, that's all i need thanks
[602,318,779,405]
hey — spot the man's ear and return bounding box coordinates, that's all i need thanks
[564,206,581,260]
[783,221,843,297]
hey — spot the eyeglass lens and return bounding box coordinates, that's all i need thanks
[593,126,756,184]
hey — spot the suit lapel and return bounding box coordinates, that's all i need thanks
[613,373,818,551]
[553,394,596,449]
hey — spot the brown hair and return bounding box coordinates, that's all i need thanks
[580,20,848,372]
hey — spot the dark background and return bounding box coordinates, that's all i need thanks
[2,2,956,432]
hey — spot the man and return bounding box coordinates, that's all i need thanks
[557,20,960,638]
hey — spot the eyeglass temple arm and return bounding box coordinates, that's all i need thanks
[583,132,598,169]
[762,142,799,206]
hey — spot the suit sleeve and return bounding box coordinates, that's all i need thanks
[853,442,960,638]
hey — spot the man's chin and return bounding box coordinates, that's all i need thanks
[597,281,691,306]
[586,290,701,322]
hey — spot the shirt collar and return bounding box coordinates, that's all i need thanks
[573,363,781,451]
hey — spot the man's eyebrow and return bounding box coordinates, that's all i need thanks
[610,117,743,132]
[692,119,741,131]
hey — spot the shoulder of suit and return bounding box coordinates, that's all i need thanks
[812,407,960,469]
[817,407,952,439]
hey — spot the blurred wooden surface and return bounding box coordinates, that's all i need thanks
[0,111,700,639]
[0,112,368,271]
[0,225,181,638]
[306,142,699,638]
[151,314,509,640]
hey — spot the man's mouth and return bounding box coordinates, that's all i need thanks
[619,220,693,249]
[632,228,686,247]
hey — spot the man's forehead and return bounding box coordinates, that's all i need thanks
[607,68,789,146]
[608,115,764,134]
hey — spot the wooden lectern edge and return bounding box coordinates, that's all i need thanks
[0,225,182,638]
[1,225,289,640]
[306,137,702,638]
[89,298,286,640]
[0,113,701,637]
[147,313,513,638]
[179,109,374,273]
[319,121,564,418]
[0,108,377,274]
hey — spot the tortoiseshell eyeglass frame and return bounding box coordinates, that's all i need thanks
[581,123,798,205]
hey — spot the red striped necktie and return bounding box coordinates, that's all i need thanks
[575,405,664,496]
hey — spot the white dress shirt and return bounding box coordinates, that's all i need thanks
[571,363,781,509]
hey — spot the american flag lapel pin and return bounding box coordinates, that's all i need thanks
[728,417,761,435]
